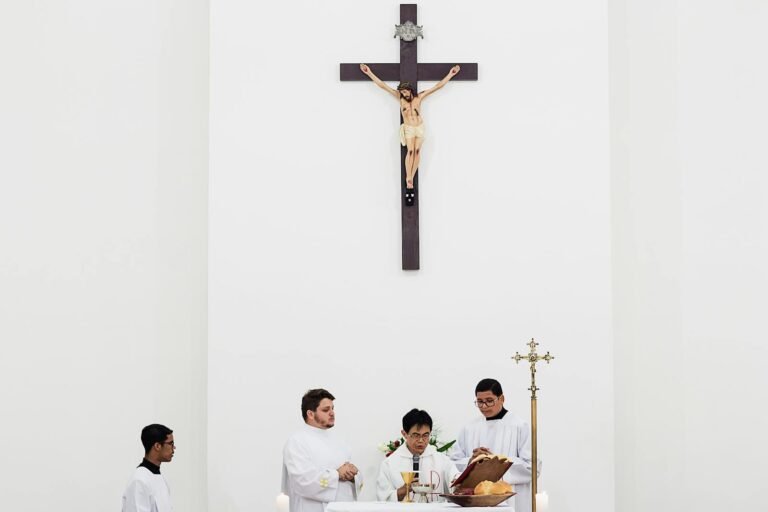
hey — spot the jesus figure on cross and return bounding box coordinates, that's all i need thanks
[359,63,460,205]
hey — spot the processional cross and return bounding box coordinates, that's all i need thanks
[513,338,555,512]
[340,4,478,270]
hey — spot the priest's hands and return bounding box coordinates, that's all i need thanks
[337,462,358,481]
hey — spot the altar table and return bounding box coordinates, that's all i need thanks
[327,503,514,512]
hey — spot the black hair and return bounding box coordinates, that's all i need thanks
[397,82,418,97]
[475,378,504,397]
[141,424,173,454]
[402,408,433,432]
[301,388,335,420]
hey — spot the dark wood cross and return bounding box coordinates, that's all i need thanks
[340,3,478,270]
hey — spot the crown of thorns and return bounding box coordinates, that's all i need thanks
[397,82,415,92]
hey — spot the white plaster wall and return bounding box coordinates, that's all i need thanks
[0,2,208,511]
[3,2,764,511]
[611,1,768,511]
[209,1,612,511]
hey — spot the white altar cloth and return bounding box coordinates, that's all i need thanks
[326,503,514,512]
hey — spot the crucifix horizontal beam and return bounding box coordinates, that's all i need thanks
[340,3,478,270]
[340,63,478,82]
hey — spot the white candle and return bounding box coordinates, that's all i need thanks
[536,492,549,512]
[276,493,289,512]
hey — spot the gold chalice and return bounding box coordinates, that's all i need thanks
[400,471,417,503]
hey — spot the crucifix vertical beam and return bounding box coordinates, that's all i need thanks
[340,4,478,270]
[398,4,420,270]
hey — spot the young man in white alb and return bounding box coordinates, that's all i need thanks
[122,423,175,512]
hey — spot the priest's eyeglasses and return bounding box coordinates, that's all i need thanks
[407,432,432,441]
[474,399,497,408]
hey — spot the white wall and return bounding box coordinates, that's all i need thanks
[0,2,208,512]
[209,1,612,511]
[611,1,768,511]
[16,2,767,511]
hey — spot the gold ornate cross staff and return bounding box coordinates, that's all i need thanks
[513,338,554,512]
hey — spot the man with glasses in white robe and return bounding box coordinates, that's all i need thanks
[376,408,460,501]
[451,378,538,512]
[122,424,176,512]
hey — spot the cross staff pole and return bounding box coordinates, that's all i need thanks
[513,338,555,512]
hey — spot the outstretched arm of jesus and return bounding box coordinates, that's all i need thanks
[419,65,460,100]
[360,64,399,99]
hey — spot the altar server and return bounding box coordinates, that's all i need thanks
[451,378,538,512]
[376,408,460,501]
[122,424,175,512]
[282,389,361,512]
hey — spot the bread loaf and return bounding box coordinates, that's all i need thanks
[490,481,513,495]
[473,480,495,495]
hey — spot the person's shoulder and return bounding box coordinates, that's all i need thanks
[132,466,154,479]
[124,468,153,492]
[459,416,486,430]
[429,448,458,472]
[430,446,451,462]
[378,453,394,469]
[284,427,310,448]
[284,424,345,451]
[501,411,529,428]
[387,443,412,460]
[285,427,302,439]
[379,448,402,469]
[286,423,315,440]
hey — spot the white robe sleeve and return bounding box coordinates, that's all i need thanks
[375,460,399,502]
[122,480,152,512]
[449,426,472,468]
[353,471,364,499]
[503,420,538,484]
[442,457,462,492]
[283,438,341,502]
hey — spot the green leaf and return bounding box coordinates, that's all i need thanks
[436,439,456,452]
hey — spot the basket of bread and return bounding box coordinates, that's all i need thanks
[440,454,516,507]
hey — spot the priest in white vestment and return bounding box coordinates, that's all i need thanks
[282,389,362,512]
[122,424,175,512]
[377,409,461,502]
[451,379,539,512]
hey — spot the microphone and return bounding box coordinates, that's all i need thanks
[413,454,420,473]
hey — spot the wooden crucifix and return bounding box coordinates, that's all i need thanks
[340,4,478,270]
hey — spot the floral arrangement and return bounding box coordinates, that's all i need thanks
[378,428,456,457]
